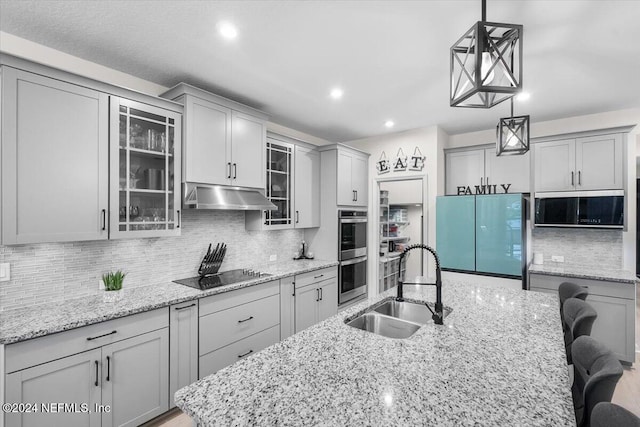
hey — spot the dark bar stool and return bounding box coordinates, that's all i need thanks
[563,298,598,364]
[559,281,589,323]
[571,336,624,427]
[591,402,640,427]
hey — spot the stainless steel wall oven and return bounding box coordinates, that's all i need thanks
[338,210,367,304]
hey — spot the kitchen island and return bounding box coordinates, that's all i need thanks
[175,280,575,426]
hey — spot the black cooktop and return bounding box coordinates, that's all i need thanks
[173,269,271,290]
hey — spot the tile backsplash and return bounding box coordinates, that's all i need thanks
[0,210,303,311]
[531,228,623,269]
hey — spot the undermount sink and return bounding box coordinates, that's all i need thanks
[346,312,421,339]
[373,300,452,324]
[345,298,452,339]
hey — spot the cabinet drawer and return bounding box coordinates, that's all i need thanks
[529,273,635,300]
[295,267,337,290]
[199,280,279,317]
[199,294,279,355]
[199,325,279,379]
[5,307,169,374]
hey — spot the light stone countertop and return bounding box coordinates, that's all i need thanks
[0,259,338,345]
[529,263,638,284]
[175,280,575,427]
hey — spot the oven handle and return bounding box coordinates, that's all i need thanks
[339,218,368,223]
[340,256,367,266]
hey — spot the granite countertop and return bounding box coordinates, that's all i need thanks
[175,280,575,426]
[0,259,338,345]
[529,263,638,284]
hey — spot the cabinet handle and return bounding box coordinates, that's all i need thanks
[571,171,574,185]
[175,303,196,311]
[177,210,181,228]
[319,287,323,301]
[355,190,358,201]
[233,163,237,179]
[106,356,111,382]
[101,209,106,231]
[87,330,117,341]
[578,170,581,185]
[227,162,232,179]
[238,316,254,323]
[94,361,99,387]
[238,349,253,359]
[316,288,320,302]
[296,211,299,224]
[314,274,324,279]
[352,190,356,201]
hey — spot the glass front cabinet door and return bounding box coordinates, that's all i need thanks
[110,98,182,238]
[264,139,293,229]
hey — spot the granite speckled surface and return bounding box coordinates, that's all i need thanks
[529,263,638,284]
[175,280,575,426]
[0,259,337,344]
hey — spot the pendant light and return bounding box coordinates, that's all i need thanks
[496,98,529,156]
[450,0,523,108]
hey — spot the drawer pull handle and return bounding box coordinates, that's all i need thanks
[314,274,324,279]
[175,303,196,311]
[238,316,254,323]
[106,356,111,381]
[238,349,253,359]
[87,330,117,341]
[581,286,589,289]
[94,361,99,386]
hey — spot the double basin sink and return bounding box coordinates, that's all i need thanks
[346,298,452,339]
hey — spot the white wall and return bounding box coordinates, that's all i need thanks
[344,126,447,296]
[448,108,640,271]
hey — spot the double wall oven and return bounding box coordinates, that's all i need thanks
[338,210,367,305]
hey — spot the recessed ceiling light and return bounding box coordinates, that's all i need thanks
[516,92,530,101]
[218,21,238,40]
[330,88,343,100]
[384,120,395,128]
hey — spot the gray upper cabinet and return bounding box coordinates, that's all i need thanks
[182,95,231,186]
[533,133,623,192]
[5,348,103,427]
[445,149,485,195]
[294,145,320,228]
[533,138,576,192]
[445,147,530,195]
[484,148,530,193]
[1,67,109,244]
[161,84,267,189]
[336,149,368,207]
[109,97,182,239]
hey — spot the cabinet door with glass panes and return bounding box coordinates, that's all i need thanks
[110,98,182,238]
[264,139,294,229]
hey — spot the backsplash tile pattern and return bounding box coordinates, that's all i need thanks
[531,228,623,269]
[0,211,304,311]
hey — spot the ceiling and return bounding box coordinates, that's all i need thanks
[1,0,639,142]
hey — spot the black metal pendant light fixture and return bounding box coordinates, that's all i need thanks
[450,0,523,108]
[496,98,529,156]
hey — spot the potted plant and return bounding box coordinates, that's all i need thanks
[102,270,126,301]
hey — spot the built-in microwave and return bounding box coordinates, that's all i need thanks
[534,190,624,228]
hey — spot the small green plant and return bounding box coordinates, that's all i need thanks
[102,270,126,291]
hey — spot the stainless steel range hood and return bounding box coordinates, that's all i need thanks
[183,183,277,210]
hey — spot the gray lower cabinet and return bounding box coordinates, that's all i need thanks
[294,268,339,333]
[529,273,636,363]
[4,309,170,427]
[169,301,198,408]
[198,280,281,379]
[5,348,103,427]
[101,329,169,427]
